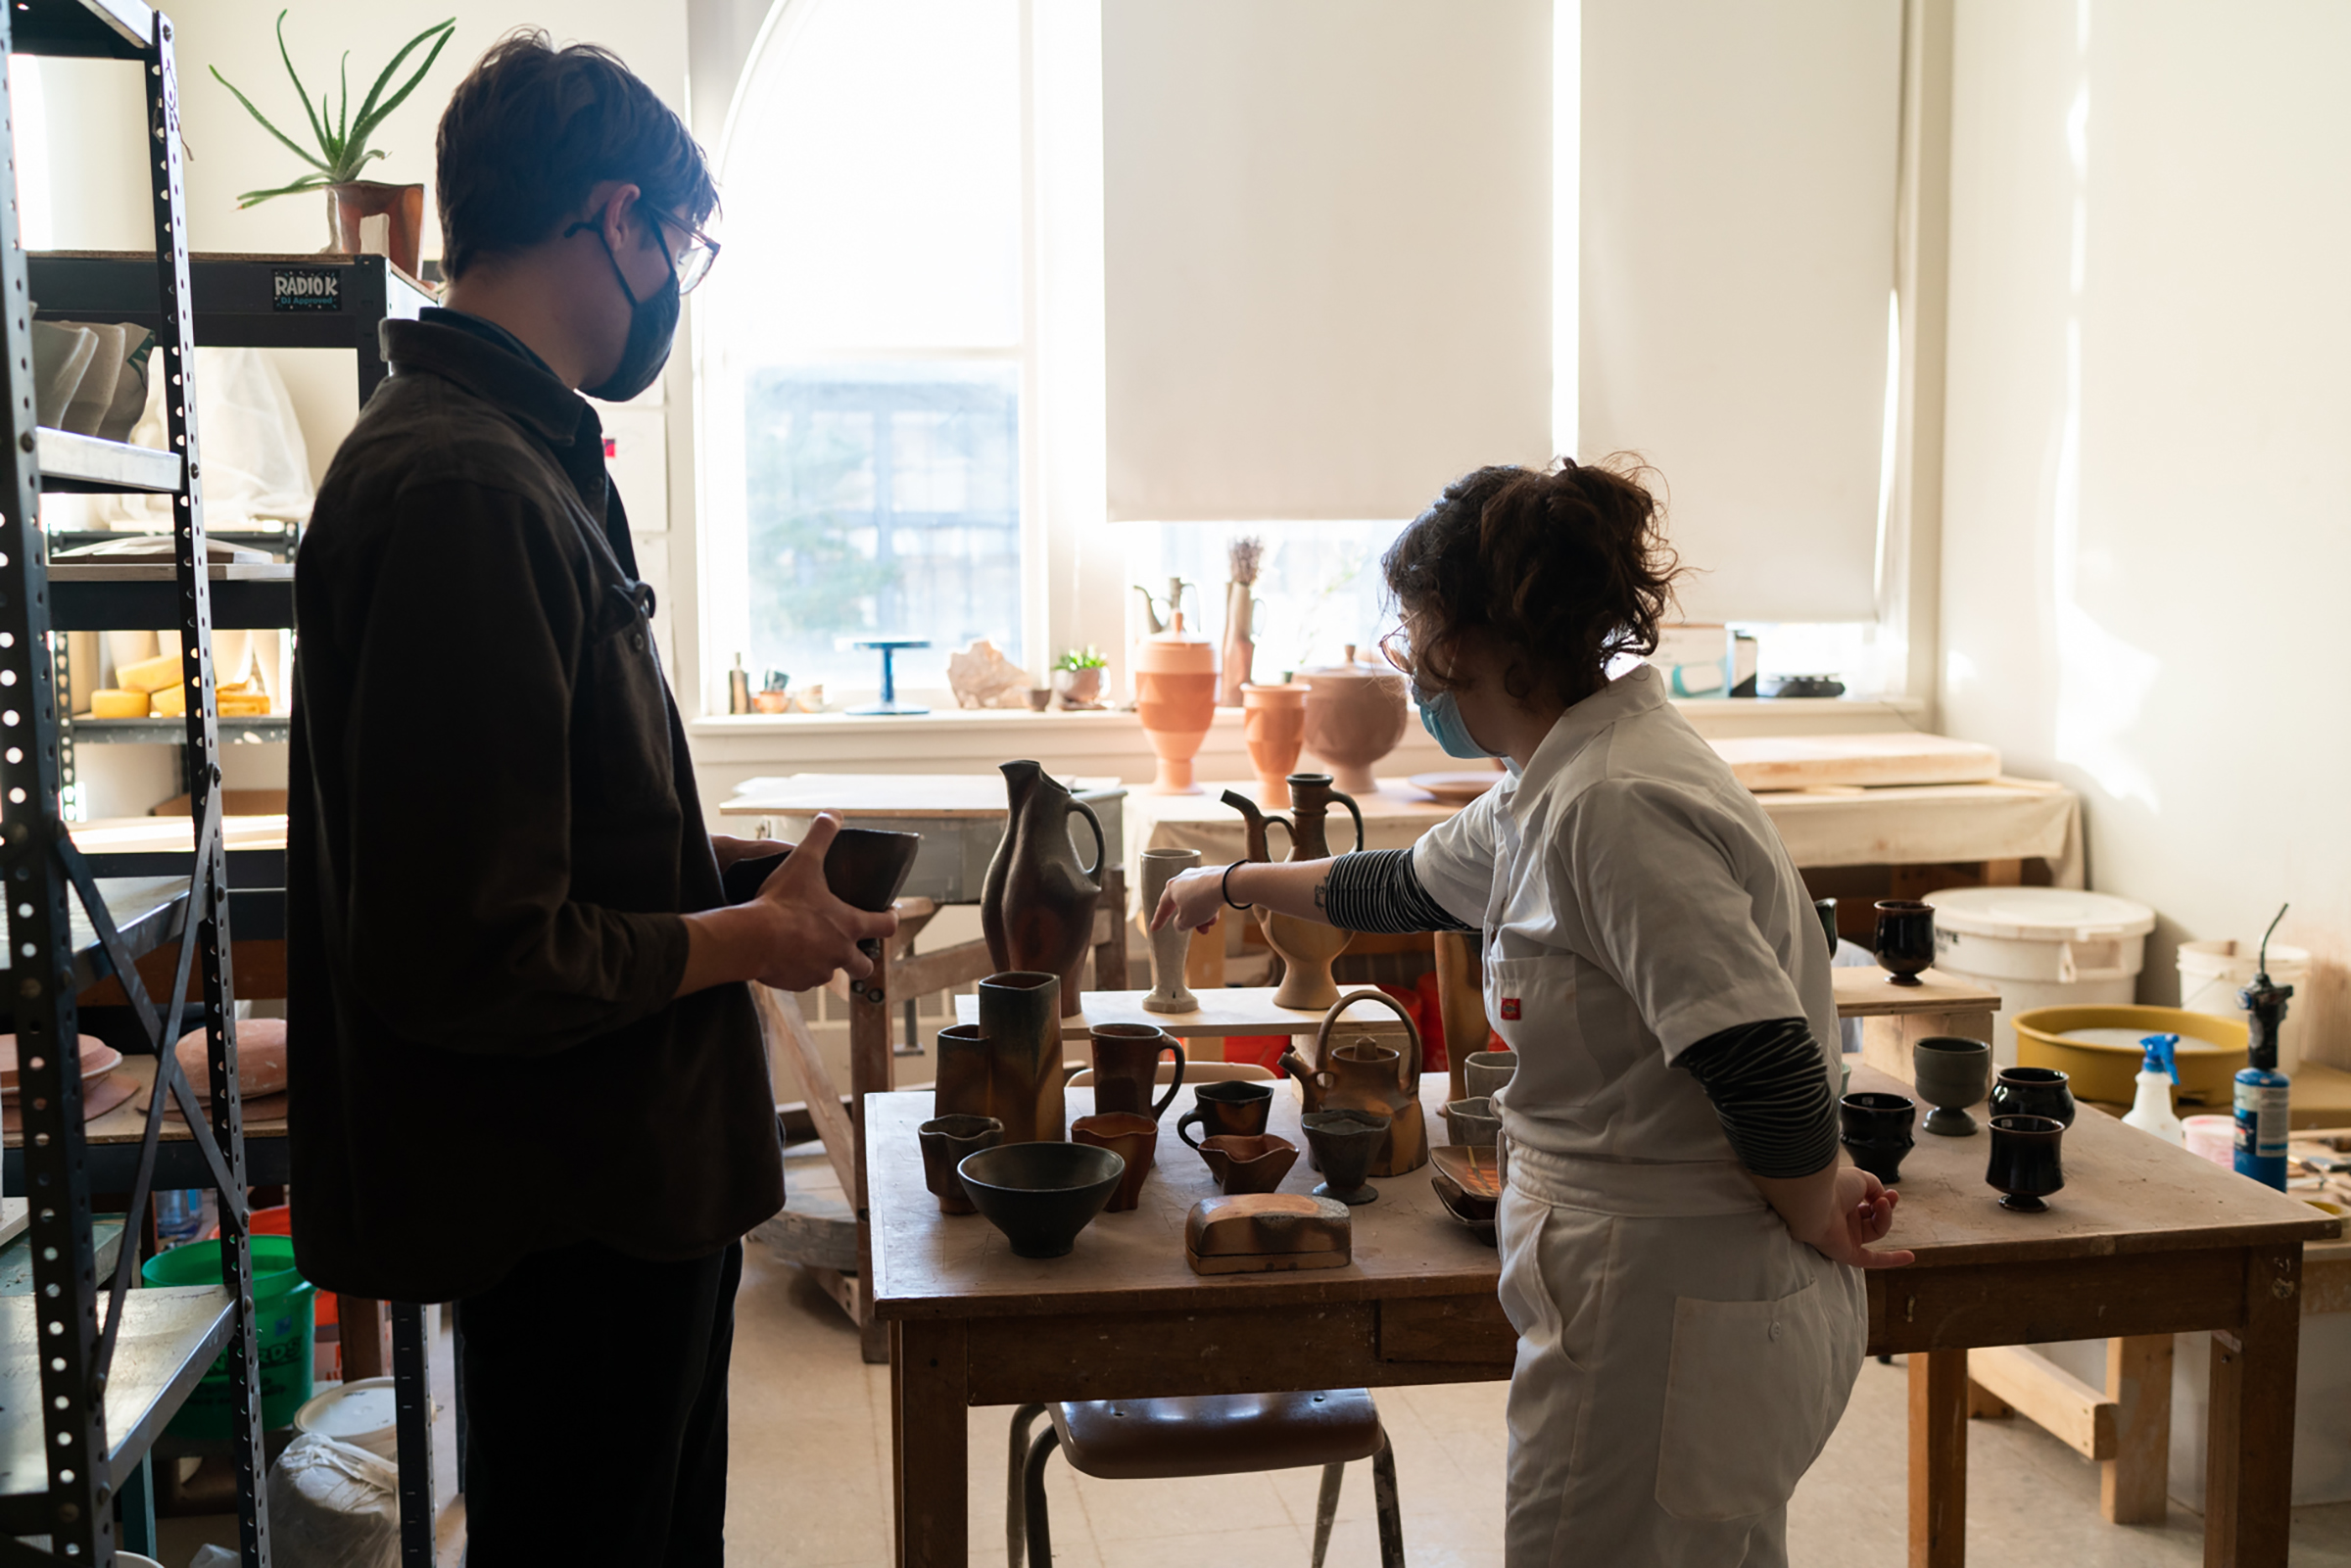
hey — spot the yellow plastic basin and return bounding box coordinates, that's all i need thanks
[2010,1005,2248,1110]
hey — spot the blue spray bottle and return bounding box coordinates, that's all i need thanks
[2233,904,2294,1191]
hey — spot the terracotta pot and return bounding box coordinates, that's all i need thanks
[982,762,1105,1018]
[1299,645,1409,796]
[1239,684,1309,807]
[327,181,425,277]
[1072,1112,1159,1212]
[1133,626,1218,794]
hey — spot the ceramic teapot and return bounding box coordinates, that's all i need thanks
[1279,987,1428,1176]
[981,762,1106,1018]
[1222,776,1365,1010]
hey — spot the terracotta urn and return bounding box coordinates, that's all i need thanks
[1239,683,1309,807]
[1133,608,1219,795]
[1299,644,1409,796]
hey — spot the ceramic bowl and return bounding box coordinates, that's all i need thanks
[1196,1132,1299,1195]
[1441,1095,1501,1149]
[1463,1051,1517,1100]
[957,1142,1126,1259]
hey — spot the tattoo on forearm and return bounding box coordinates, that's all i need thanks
[1313,878,1328,913]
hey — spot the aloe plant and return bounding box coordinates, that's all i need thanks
[211,12,456,208]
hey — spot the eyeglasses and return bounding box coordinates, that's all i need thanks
[1377,628,1415,678]
[649,208,722,295]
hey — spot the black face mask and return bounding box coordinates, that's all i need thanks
[566,216,680,402]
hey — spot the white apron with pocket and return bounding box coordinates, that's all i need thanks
[1495,1138,1865,1567]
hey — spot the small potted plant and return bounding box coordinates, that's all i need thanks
[1052,646,1108,710]
[212,11,456,276]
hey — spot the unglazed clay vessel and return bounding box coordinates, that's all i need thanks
[1071,1112,1159,1212]
[1299,644,1409,796]
[982,761,1106,1017]
[1223,776,1365,1011]
[1138,847,1201,1014]
[1239,683,1309,807]
[934,972,1068,1142]
[1133,597,1219,794]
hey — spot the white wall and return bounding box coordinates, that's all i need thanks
[1940,0,2351,1064]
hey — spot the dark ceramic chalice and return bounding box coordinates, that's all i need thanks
[1874,899,1936,986]
[1839,1091,1917,1184]
[1302,1110,1389,1206]
[1986,1114,2066,1212]
[1989,1066,2076,1128]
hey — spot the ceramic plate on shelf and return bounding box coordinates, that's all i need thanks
[0,1035,122,1091]
[1408,771,1505,806]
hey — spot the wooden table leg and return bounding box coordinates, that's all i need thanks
[1909,1348,1967,1568]
[2206,1245,2303,1568]
[893,1317,969,1568]
[2104,1333,2173,1524]
[850,955,894,1366]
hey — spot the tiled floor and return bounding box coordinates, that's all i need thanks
[155,1235,2351,1566]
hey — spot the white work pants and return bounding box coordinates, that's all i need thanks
[1495,1142,1866,1567]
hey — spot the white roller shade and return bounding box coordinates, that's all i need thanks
[1580,0,1901,623]
[1103,0,1553,523]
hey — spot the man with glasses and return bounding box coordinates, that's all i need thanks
[286,31,890,1564]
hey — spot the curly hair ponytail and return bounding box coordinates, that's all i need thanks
[1381,455,1683,706]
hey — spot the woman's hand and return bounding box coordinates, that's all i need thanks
[1153,866,1233,933]
[1751,1163,1915,1270]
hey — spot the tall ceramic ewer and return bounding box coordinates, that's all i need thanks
[1239,683,1309,807]
[1133,586,1219,794]
[1222,773,1364,1011]
[982,761,1105,1018]
[1138,848,1201,1014]
[935,972,1068,1142]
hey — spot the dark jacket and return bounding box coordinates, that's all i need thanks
[286,315,782,1303]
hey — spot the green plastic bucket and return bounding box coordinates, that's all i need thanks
[141,1234,315,1439]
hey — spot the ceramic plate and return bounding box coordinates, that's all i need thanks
[0,1036,121,1091]
[1430,1143,1503,1203]
[1409,771,1506,806]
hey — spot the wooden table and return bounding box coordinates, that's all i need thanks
[950,986,1414,1047]
[876,1065,2339,1568]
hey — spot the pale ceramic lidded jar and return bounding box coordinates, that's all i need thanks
[1133,595,1220,793]
[1299,644,1409,795]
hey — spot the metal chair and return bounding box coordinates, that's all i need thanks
[1007,1390,1404,1567]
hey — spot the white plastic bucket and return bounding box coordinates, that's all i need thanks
[2178,938,2312,1074]
[1921,887,2156,1063]
[292,1376,398,1459]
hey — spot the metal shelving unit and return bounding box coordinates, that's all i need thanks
[2,1,269,1560]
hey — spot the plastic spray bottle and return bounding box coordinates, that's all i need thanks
[2122,1032,2183,1144]
[2233,905,2295,1191]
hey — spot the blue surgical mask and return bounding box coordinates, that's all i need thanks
[1415,687,1496,761]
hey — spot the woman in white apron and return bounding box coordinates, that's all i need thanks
[1154,458,1913,1567]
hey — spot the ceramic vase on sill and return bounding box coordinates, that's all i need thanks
[327,181,426,277]
[981,761,1106,1018]
[1239,683,1309,807]
[1133,595,1219,794]
[1299,645,1409,796]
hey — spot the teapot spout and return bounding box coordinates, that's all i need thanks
[1221,788,1286,866]
[1277,1046,1319,1101]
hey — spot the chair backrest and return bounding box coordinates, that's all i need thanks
[1066,1060,1274,1086]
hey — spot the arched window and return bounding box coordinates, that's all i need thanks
[697,0,1027,709]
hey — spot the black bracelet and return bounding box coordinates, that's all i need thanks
[1222,861,1252,911]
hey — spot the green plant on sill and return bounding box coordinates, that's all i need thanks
[1053,646,1107,672]
[211,11,456,208]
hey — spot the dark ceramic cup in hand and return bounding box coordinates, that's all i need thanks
[1839,1091,1917,1184]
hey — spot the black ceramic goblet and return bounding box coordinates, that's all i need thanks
[1839,1091,1917,1184]
[1989,1067,2076,1128]
[1986,1114,2066,1212]
[1874,899,1936,985]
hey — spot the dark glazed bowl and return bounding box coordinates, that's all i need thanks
[1989,1066,2077,1128]
[957,1141,1125,1259]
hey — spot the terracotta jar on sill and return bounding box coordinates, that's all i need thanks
[1299,645,1408,796]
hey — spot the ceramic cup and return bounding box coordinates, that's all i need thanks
[1026,686,1053,712]
[1197,1132,1299,1195]
[1814,897,1842,955]
[1874,899,1936,986]
[1302,1109,1389,1206]
[1088,1024,1186,1121]
[1838,1092,1916,1184]
[1989,1066,2077,1128]
[916,1115,1004,1215]
[1913,1035,1991,1136]
[1442,1095,1501,1150]
[1175,1080,1275,1149]
[1463,1051,1517,1101]
[1986,1114,2067,1212]
[1071,1112,1159,1212]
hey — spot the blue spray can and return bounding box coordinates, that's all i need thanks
[2233,905,2294,1191]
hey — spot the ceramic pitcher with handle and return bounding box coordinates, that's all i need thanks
[1280,987,1427,1176]
[1222,774,1366,1010]
[982,761,1106,1018]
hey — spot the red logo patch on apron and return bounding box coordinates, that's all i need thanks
[1500,998,1521,1021]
